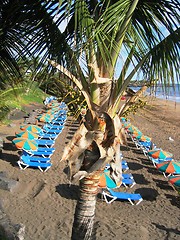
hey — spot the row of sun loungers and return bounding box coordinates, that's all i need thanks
[121,117,180,191]
[100,114,177,205]
[122,118,173,165]
[16,100,68,172]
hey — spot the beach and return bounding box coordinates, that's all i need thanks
[0,98,180,240]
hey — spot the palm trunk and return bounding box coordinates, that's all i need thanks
[71,173,101,240]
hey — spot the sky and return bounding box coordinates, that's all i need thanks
[53,11,179,84]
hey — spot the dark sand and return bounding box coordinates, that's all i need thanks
[0,98,180,240]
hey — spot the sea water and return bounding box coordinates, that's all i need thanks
[131,84,180,103]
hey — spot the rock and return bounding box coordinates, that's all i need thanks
[0,208,25,240]
[0,174,19,192]
[8,123,16,128]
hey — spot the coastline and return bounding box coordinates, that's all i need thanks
[0,98,179,239]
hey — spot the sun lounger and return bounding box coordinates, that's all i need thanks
[122,177,136,188]
[37,147,55,152]
[52,116,67,123]
[42,127,63,135]
[21,154,51,162]
[43,124,64,130]
[18,155,52,172]
[23,149,54,158]
[135,140,152,150]
[57,110,67,115]
[149,156,173,167]
[38,132,59,140]
[105,160,129,172]
[122,173,133,179]
[54,113,67,118]
[36,139,55,148]
[102,189,143,205]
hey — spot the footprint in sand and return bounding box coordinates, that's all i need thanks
[140,225,149,240]
[14,179,50,201]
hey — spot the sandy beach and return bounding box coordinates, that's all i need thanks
[0,98,180,240]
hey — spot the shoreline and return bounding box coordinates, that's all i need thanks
[0,98,180,239]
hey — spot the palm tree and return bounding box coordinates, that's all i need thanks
[0,0,70,87]
[48,1,180,239]
[0,1,179,239]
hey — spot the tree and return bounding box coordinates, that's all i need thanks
[0,1,179,239]
[0,0,69,86]
[48,1,180,239]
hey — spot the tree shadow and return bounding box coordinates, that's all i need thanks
[68,127,78,131]
[135,187,159,201]
[3,142,17,151]
[55,183,79,200]
[132,148,145,156]
[132,173,150,185]
[153,178,172,191]
[127,162,144,171]
[120,145,131,152]
[165,194,180,208]
[152,223,180,239]
[123,155,137,161]
[68,131,76,135]
[66,136,73,140]
[147,167,163,176]
[6,136,15,141]
[126,142,135,148]
[65,122,79,128]
[0,152,19,167]
[139,157,153,166]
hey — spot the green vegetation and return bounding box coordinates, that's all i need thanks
[0,82,47,123]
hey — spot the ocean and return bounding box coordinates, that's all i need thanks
[131,84,180,103]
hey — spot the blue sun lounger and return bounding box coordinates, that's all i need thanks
[57,110,67,115]
[18,155,52,172]
[122,173,133,179]
[136,141,153,150]
[51,117,67,124]
[43,124,64,130]
[122,177,136,188]
[102,189,143,205]
[149,156,173,167]
[36,139,55,148]
[105,160,129,172]
[23,149,55,158]
[42,127,63,135]
[37,147,55,152]
[38,132,59,140]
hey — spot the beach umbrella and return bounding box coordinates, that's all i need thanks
[156,160,180,175]
[147,149,173,159]
[16,130,38,139]
[132,131,143,138]
[98,169,121,189]
[12,137,38,151]
[120,117,127,123]
[168,175,180,188]
[20,125,42,133]
[126,126,139,134]
[46,109,58,115]
[123,122,131,128]
[51,102,59,106]
[38,114,54,123]
[137,135,151,142]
